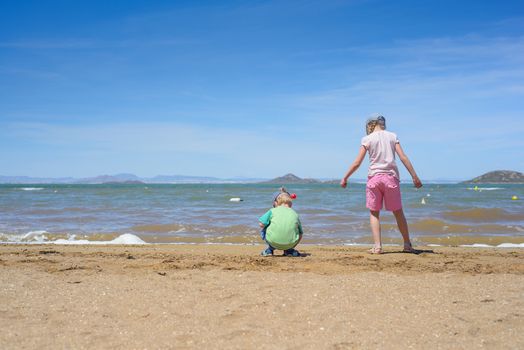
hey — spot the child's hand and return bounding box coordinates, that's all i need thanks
[413,176,423,188]
[340,178,348,188]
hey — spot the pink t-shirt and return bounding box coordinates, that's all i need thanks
[361,130,400,179]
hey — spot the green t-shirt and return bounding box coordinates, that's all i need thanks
[259,206,303,250]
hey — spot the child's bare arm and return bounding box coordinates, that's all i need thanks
[340,146,367,188]
[395,143,422,188]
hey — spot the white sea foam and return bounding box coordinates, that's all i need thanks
[466,187,503,191]
[20,187,44,191]
[339,242,373,247]
[21,230,48,242]
[460,243,524,248]
[0,232,146,245]
[496,243,524,248]
[53,233,146,245]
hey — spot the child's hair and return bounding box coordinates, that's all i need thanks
[365,115,386,135]
[366,120,378,135]
[273,187,290,207]
[276,193,292,206]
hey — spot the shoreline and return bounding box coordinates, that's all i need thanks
[1,244,523,349]
[2,241,524,248]
[2,233,523,247]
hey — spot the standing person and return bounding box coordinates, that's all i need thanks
[258,192,303,257]
[340,114,423,254]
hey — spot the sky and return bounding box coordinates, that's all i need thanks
[1,0,523,181]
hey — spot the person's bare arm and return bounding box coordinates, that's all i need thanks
[340,146,367,188]
[395,143,422,188]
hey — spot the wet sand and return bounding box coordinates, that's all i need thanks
[1,244,523,349]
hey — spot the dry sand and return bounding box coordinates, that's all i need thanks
[1,244,523,349]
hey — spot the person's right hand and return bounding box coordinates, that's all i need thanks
[413,176,423,188]
[340,178,348,188]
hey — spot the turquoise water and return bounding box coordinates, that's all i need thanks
[0,183,523,246]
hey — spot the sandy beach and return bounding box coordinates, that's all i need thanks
[1,244,523,349]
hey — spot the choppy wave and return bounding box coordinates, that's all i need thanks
[1,183,523,247]
[0,231,146,245]
[383,218,524,235]
[130,223,258,235]
[442,208,524,222]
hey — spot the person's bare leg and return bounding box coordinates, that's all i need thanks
[393,208,414,251]
[369,210,382,253]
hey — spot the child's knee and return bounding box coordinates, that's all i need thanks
[370,210,380,217]
[393,208,405,217]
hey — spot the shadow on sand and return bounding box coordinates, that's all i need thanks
[382,248,435,255]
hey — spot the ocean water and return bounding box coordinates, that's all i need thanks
[0,183,523,247]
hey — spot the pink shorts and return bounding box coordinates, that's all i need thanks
[366,174,402,212]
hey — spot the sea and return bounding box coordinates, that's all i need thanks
[0,183,523,247]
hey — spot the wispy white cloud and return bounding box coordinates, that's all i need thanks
[287,34,524,116]
[2,121,346,178]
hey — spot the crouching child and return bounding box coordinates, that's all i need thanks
[258,192,303,257]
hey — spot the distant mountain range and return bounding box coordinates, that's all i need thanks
[2,170,522,184]
[0,173,265,184]
[0,172,347,185]
[260,173,322,184]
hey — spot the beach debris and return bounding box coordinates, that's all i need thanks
[512,195,519,200]
[421,198,426,205]
[39,250,60,255]
[229,197,243,202]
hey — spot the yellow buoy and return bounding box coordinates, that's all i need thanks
[512,195,519,200]
[474,186,479,191]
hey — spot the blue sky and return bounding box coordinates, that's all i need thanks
[1,0,523,180]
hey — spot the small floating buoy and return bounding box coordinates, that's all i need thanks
[421,198,426,205]
[512,195,519,200]
[474,186,479,191]
[229,197,243,202]
[291,193,297,199]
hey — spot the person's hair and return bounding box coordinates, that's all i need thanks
[366,119,385,135]
[366,120,378,135]
[276,193,292,206]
